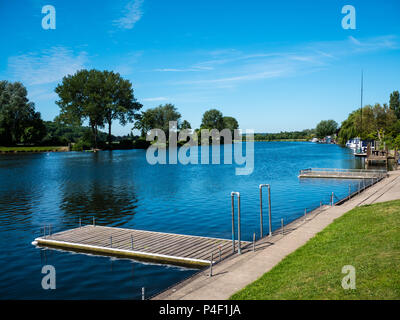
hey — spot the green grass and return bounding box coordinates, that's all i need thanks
[0,146,66,152]
[230,200,400,300]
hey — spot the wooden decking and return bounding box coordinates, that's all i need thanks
[298,168,387,179]
[32,225,250,267]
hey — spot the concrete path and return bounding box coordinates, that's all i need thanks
[153,170,400,300]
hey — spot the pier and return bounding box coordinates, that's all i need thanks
[32,225,250,267]
[298,168,387,179]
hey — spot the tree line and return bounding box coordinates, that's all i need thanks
[3,68,399,150]
[337,90,400,148]
[0,69,240,150]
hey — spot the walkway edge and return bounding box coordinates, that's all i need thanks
[152,170,400,300]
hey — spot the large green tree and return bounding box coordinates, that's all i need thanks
[102,71,142,145]
[133,103,181,138]
[222,116,239,131]
[55,69,141,148]
[338,104,397,144]
[315,120,338,139]
[0,81,45,145]
[200,109,224,131]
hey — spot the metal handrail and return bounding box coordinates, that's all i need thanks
[306,168,386,173]
[259,184,272,237]
[231,192,241,254]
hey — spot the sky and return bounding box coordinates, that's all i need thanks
[1,0,400,136]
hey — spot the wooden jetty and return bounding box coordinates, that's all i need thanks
[298,168,387,179]
[32,225,250,267]
[364,144,399,168]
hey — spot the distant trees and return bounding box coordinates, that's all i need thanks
[200,109,224,131]
[55,69,141,148]
[200,109,239,132]
[0,81,46,145]
[222,116,239,131]
[180,120,191,130]
[133,104,181,138]
[315,120,338,139]
[253,129,314,141]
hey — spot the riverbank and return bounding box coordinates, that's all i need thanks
[0,146,69,153]
[231,199,400,299]
[0,140,307,154]
[153,169,400,300]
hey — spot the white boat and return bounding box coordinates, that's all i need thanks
[346,137,362,154]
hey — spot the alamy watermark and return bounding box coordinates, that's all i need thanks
[341,265,356,290]
[41,265,56,290]
[145,122,254,175]
[41,5,56,30]
[341,5,356,30]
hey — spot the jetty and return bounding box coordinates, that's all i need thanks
[32,225,250,267]
[298,168,387,179]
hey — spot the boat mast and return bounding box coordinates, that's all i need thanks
[360,70,363,138]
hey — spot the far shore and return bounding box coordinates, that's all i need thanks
[0,140,329,154]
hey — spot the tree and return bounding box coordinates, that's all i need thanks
[338,110,359,145]
[200,109,224,131]
[389,90,400,119]
[315,120,338,139]
[222,116,239,131]
[55,69,141,148]
[180,120,191,130]
[338,103,398,144]
[133,104,181,138]
[102,71,142,146]
[0,81,46,145]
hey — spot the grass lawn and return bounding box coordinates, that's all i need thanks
[0,146,66,152]
[231,200,400,300]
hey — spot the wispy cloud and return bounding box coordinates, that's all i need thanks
[113,0,144,30]
[8,47,87,85]
[142,97,169,102]
[170,35,398,87]
[154,66,213,72]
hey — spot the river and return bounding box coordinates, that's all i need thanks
[0,142,365,299]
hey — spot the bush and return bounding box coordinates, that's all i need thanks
[71,139,92,151]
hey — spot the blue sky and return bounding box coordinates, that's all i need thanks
[1,0,400,135]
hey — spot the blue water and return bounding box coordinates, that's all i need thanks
[0,142,365,299]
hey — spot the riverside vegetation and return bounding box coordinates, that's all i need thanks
[1,70,400,152]
[231,199,400,300]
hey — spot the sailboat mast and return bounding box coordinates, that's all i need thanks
[360,70,363,135]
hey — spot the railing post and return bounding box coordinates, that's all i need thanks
[253,232,256,252]
[238,195,241,254]
[281,218,284,236]
[93,217,95,226]
[259,186,263,238]
[331,192,334,206]
[348,185,351,200]
[259,184,272,238]
[231,193,235,253]
[142,287,145,300]
[268,185,272,237]
[231,192,241,254]
[209,253,213,277]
